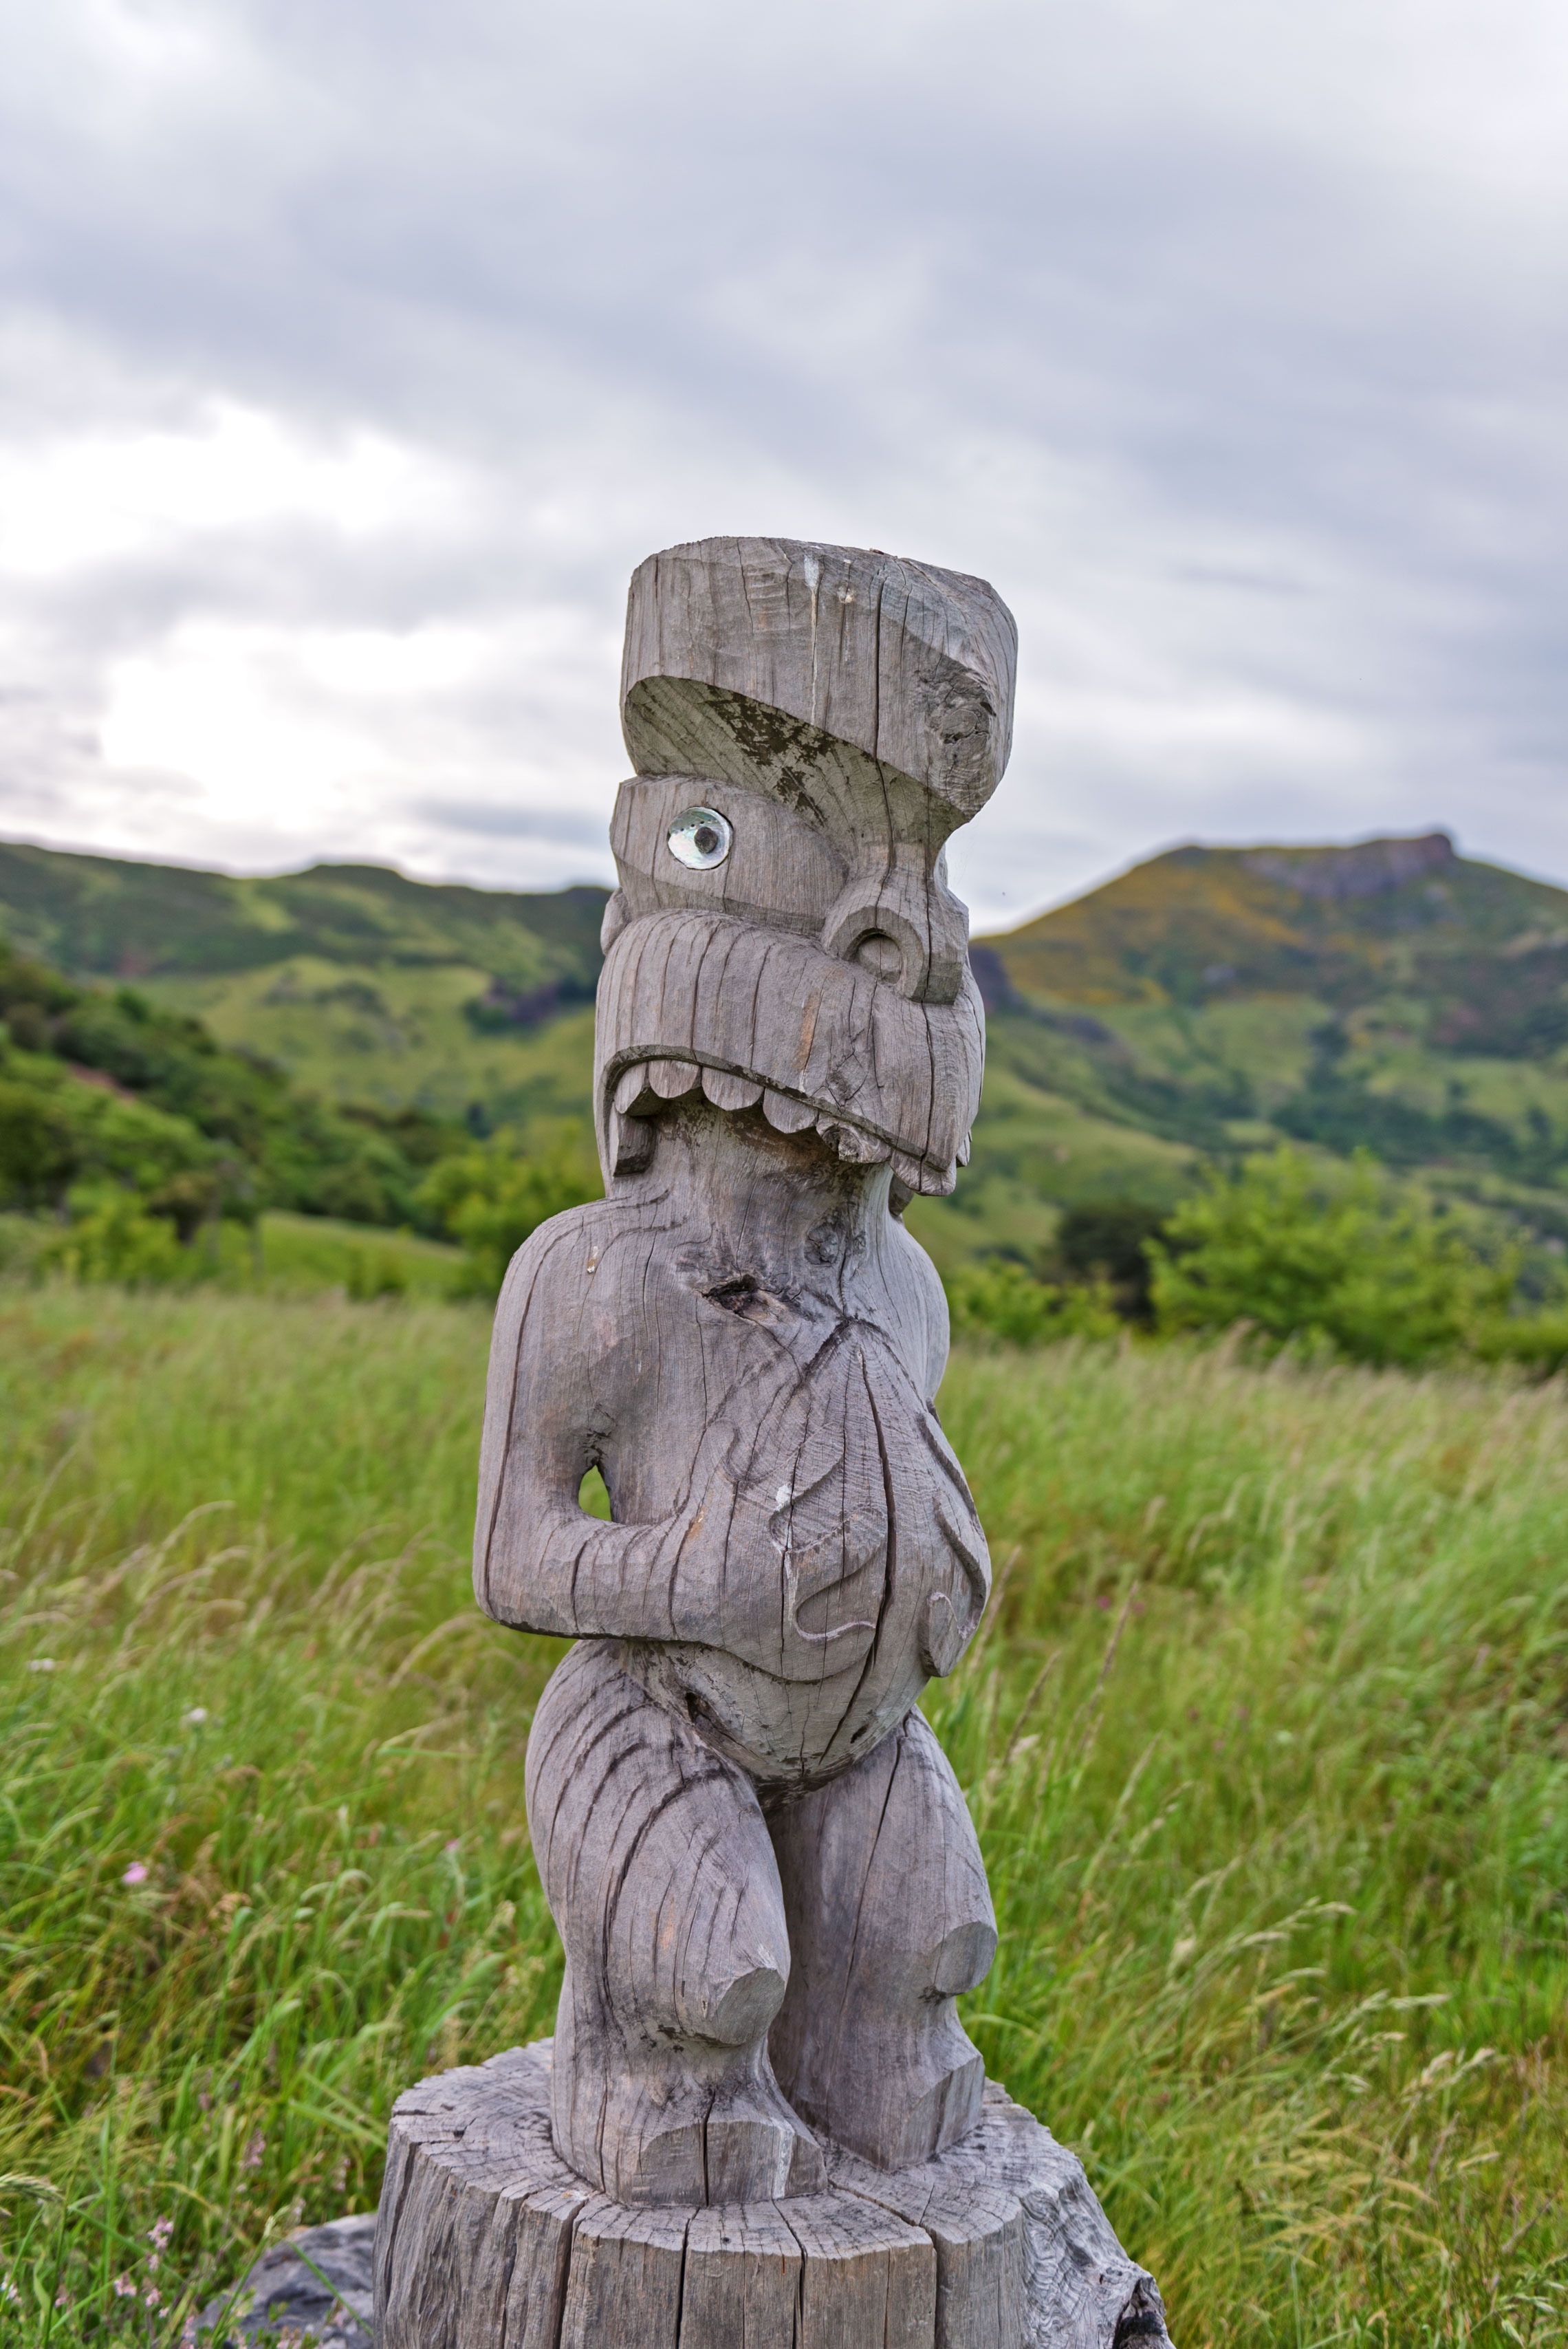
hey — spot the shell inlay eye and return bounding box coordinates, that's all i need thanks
[667,806,732,869]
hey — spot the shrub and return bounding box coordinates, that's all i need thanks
[946,1257,1120,1346]
[1148,1145,1511,1366]
[40,1184,197,1288]
[1469,1306,1568,1379]
[1052,1198,1169,1322]
[0,1076,77,1205]
[415,1128,602,1297]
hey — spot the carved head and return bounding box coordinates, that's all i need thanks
[594,537,1016,1200]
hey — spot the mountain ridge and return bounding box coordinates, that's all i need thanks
[6,829,1568,1274]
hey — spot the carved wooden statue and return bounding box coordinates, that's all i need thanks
[374,539,1173,2349]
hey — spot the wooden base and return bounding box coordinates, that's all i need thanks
[373,2042,1170,2349]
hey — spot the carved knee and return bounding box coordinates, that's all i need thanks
[525,1641,820,2204]
[768,1708,997,2170]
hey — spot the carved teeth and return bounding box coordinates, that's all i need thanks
[763,1089,819,1136]
[615,1060,918,1176]
[701,1067,764,1113]
[613,1063,650,1116]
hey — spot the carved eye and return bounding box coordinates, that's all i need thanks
[666,806,732,869]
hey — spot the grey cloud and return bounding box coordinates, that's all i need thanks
[405,798,612,849]
[0,0,1565,926]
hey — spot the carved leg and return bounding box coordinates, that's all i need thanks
[525,1639,825,2207]
[767,1708,997,2171]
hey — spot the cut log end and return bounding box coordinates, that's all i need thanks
[370,2040,1173,2349]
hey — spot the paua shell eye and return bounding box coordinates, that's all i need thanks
[666,806,732,869]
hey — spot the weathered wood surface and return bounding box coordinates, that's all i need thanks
[467,539,1018,2209]
[679,2204,802,2349]
[593,907,987,1191]
[371,2042,1173,2349]
[620,539,1016,838]
[770,1709,997,2172]
[390,534,1177,2330]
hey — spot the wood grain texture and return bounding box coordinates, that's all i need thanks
[591,891,985,1187]
[678,2204,802,2348]
[558,2198,691,2349]
[827,2145,1023,2349]
[525,1636,821,2206]
[770,1710,997,2173]
[370,2044,1172,2349]
[620,539,1016,838]
[778,2191,937,2349]
[475,1110,986,1779]
[374,2044,590,2349]
[437,535,1166,2334]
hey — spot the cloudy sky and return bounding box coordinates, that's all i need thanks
[1,0,1565,931]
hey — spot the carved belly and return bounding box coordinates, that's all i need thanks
[629,1323,990,1781]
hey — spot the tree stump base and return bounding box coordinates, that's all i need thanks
[373,2041,1170,2349]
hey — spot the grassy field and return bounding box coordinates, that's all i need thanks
[1,1288,1565,2344]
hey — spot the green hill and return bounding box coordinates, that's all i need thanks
[7,828,1568,1275]
[0,841,607,1134]
[963,830,1568,1263]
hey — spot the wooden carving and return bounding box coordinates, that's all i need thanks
[370,538,1173,2346]
[475,537,1012,2210]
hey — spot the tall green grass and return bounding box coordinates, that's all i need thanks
[1,1292,1565,2344]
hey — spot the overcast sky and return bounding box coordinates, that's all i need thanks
[1,0,1565,931]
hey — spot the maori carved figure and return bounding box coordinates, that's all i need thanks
[386,538,1174,2349]
[476,537,1010,2209]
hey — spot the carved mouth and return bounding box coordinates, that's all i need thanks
[605,1052,968,1193]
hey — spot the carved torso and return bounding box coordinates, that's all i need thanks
[475,1109,990,1784]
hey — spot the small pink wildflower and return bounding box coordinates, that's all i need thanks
[144,2283,162,2309]
[149,2218,174,2251]
[113,2273,137,2297]
[122,1861,149,1886]
[241,2129,265,2172]
[445,1838,460,1852]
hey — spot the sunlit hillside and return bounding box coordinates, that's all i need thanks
[963,830,1568,1257]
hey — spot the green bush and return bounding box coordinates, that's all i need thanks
[1148,1145,1512,1366]
[415,1127,602,1297]
[1469,1306,1568,1378]
[946,1257,1120,1345]
[1051,1198,1169,1322]
[0,935,473,1233]
[344,1244,411,1301]
[39,1184,198,1288]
